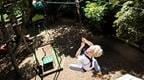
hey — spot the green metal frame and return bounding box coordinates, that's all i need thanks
[34,44,63,80]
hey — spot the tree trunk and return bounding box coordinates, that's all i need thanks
[0,13,8,41]
[9,41,22,79]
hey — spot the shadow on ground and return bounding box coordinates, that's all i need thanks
[0,46,36,80]
[51,24,144,79]
[98,37,144,78]
[52,24,95,57]
[0,20,144,79]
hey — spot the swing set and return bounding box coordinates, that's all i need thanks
[32,0,82,24]
[32,0,83,79]
[0,0,83,79]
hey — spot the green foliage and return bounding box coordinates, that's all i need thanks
[83,1,107,23]
[84,3,103,22]
[110,0,128,5]
[113,1,144,42]
[0,14,9,22]
[13,6,23,17]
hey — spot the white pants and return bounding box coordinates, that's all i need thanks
[69,63,83,72]
[69,59,101,72]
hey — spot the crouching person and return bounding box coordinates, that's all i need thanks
[69,37,103,74]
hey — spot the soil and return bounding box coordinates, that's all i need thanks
[0,18,144,80]
[30,19,144,80]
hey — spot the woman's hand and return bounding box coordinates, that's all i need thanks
[81,37,87,43]
[81,37,94,46]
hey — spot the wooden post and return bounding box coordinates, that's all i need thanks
[0,13,9,41]
[8,35,22,78]
[75,0,81,23]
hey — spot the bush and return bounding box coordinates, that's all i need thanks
[83,1,107,23]
[113,1,144,43]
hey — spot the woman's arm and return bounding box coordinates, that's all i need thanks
[82,37,94,46]
[75,42,85,57]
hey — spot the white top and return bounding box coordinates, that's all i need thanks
[78,53,95,71]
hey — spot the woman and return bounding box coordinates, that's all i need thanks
[69,37,103,73]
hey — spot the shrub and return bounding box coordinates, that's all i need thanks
[113,1,144,43]
[83,1,107,23]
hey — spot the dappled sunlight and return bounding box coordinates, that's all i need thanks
[0,0,144,79]
[0,22,144,80]
[18,56,34,68]
[27,23,144,80]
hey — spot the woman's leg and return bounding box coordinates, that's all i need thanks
[69,64,84,72]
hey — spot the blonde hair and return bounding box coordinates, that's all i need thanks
[86,45,103,57]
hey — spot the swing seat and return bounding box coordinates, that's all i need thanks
[34,44,63,77]
[42,55,54,71]
[32,14,45,28]
[32,14,44,23]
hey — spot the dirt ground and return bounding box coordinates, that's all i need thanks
[29,21,144,80]
[0,19,144,80]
